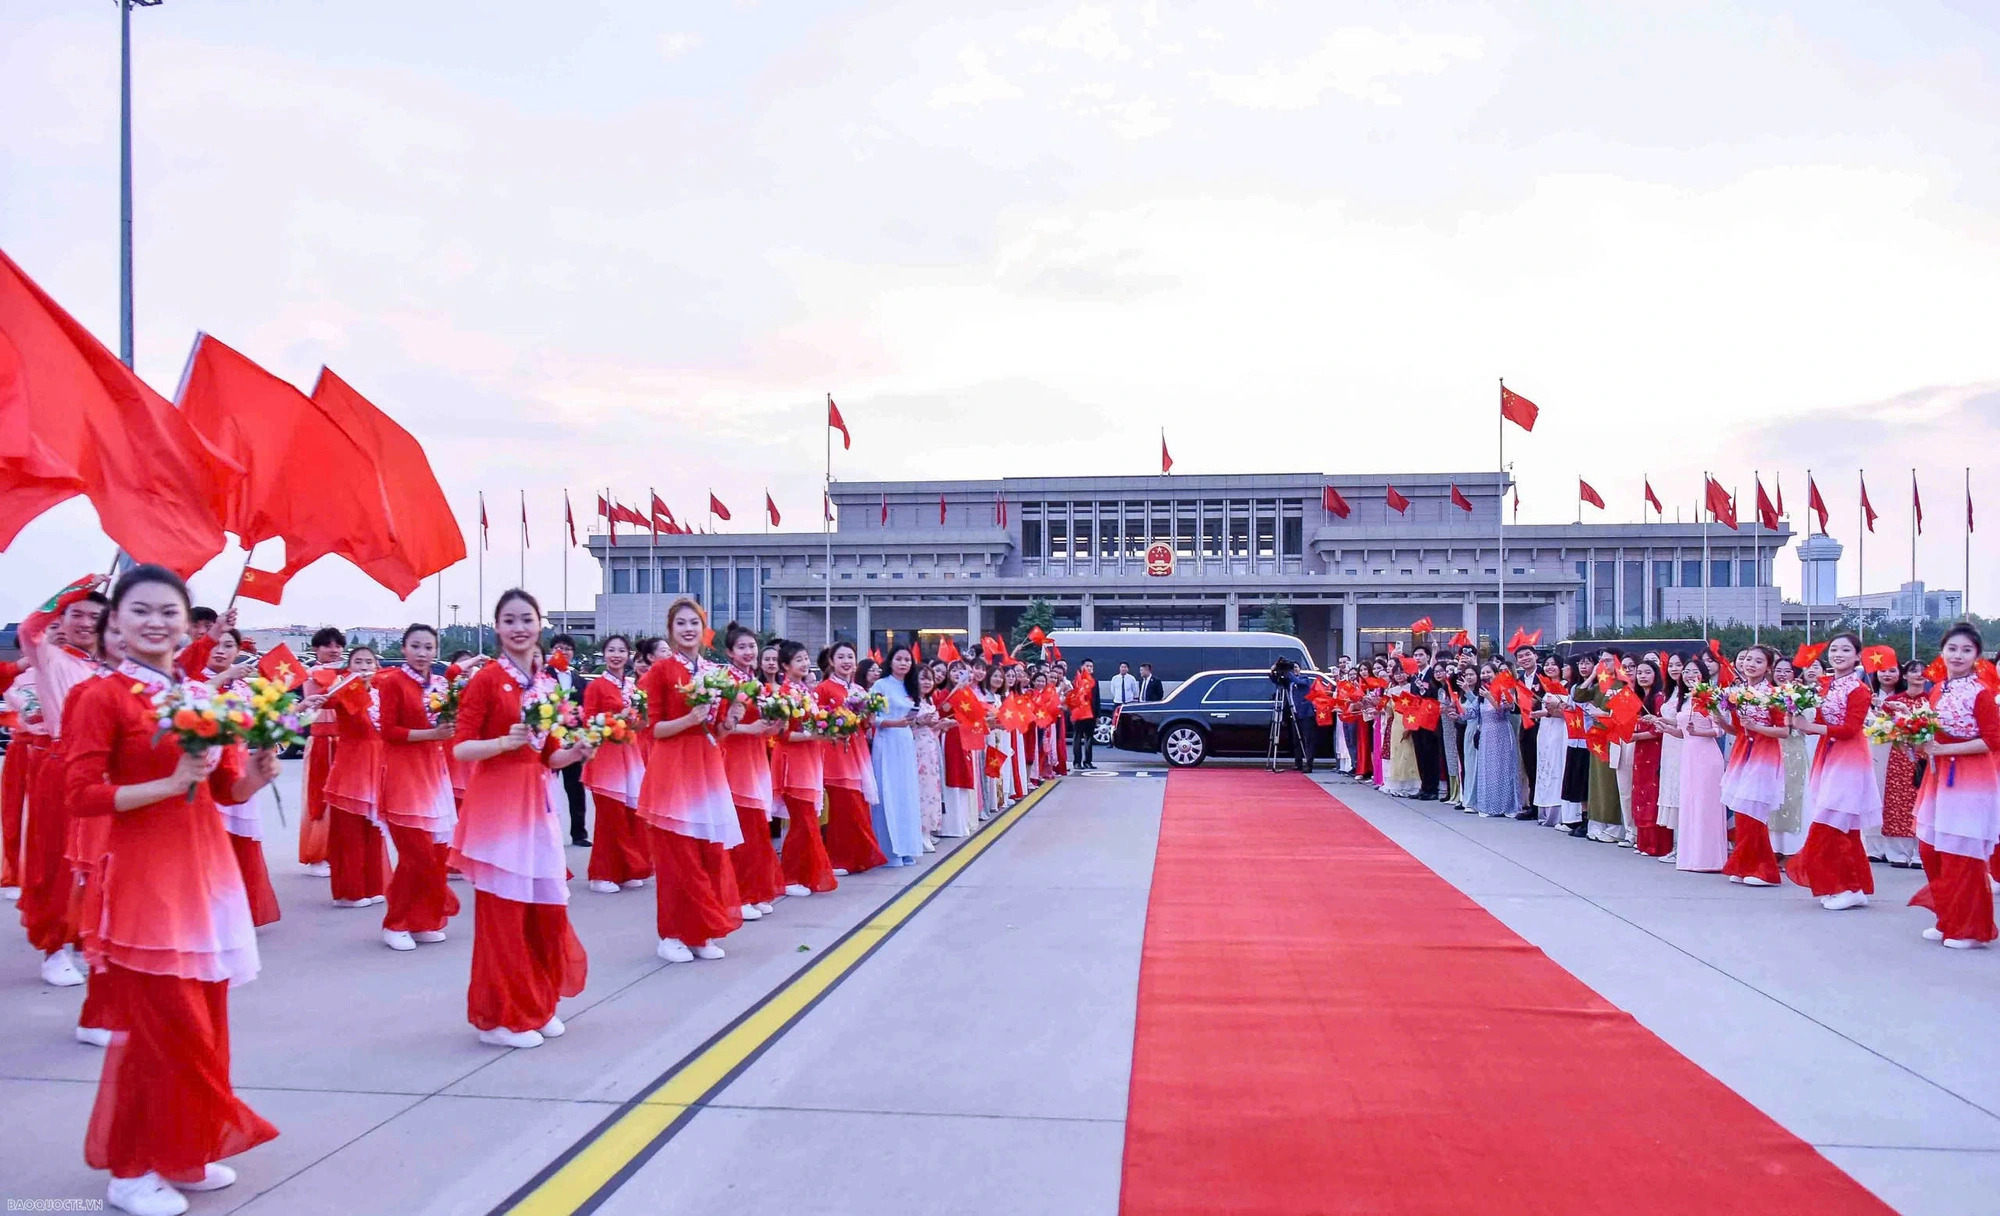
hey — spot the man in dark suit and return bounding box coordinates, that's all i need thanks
[1069,659,1103,770]
[547,634,589,845]
[1138,663,1165,702]
[1407,647,1445,800]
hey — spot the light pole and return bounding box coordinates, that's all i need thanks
[119,1,163,369]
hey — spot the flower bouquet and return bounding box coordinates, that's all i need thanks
[807,704,865,740]
[522,686,585,746]
[681,667,756,714]
[150,677,299,801]
[758,687,814,724]
[1774,683,1822,716]
[626,685,650,726]
[1687,681,1721,717]
[1864,703,1941,749]
[848,689,890,719]
[584,712,637,747]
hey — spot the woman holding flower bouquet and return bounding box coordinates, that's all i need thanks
[1870,662,1924,866]
[636,600,745,962]
[719,624,785,917]
[1907,623,2000,948]
[770,641,836,895]
[582,635,652,894]
[816,642,888,874]
[449,590,592,1048]
[321,647,391,908]
[1720,645,1789,887]
[1785,634,1882,909]
[373,625,460,952]
[197,630,282,929]
[63,565,282,1216]
[1660,653,1728,872]
[867,647,929,867]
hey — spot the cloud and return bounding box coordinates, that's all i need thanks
[659,32,703,60]
[1021,5,1133,62]
[928,46,1025,108]
[1199,26,1483,109]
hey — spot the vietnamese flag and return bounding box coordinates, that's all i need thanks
[1322,485,1351,519]
[1449,484,1473,513]
[257,643,307,691]
[1384,485,1410,514]
[827,395,851,449]
[1792,642,1826,669]
[1500,385,1539,432]
[1579,478,1605,510]
[236,565,292,606]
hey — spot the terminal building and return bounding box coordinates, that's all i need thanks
[584,473,1795,665]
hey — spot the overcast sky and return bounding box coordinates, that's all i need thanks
[3,0,1996,627]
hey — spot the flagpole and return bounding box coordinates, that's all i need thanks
[1701,472,1709,641]
[1966,466,1972,622]
[1858,471,1867,643]
[477,491,486,656]
[1911,468,1919,657]
[1804,467,1813,645]
[824,393,833,649]
[1496,378,1506,654]
[562,491,570,618]
[1751,471,1760,646]
[649,486,658,636]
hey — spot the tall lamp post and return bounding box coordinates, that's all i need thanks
[119,0,163,369]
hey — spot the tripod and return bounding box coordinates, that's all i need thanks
[1265,686,1290,773]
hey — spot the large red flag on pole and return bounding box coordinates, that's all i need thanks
[827,396,851,449]
[766,492,781,527]
[1860,473,1878,533]
[1578,478,1605,510]
[1807,475,1829,532]
[479,492,489,549]
[709,491,732,522]
[939,493,947,525]
[1449,484,1473,513]
[1161,431,1173,474]
[1913,470,1924,535]
[307,368,466,589]
[1705,476,1738,529]
[1500,386,1539,431]
[1322,485,1351,519]
[1644,478,1664,517]
[565,491,577,545]
[520,492,529,548]
[1754,476,1780,531]
[1384,486,1410,514]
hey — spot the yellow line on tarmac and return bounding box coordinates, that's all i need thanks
[494,777,1062,1216]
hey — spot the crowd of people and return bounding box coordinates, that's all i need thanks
[0,567,1105,1216]
[1317,629,2000,948]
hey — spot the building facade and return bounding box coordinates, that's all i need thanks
[585,473,1794,665]
[1839,580,1964,623]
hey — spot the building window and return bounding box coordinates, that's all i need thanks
[737,567,754,615]
[1399,568,1413,576]
[1711,559,1732,588]
[1739,559,1760,586]
[1655,562,1674,588]
[1201,502,1224,558]
[1456,567,1469,575]
[1623,560,1643,623]
[636,565,652,594]
[1344,568,1358,575]
[1048,514,1067,566]
[661,566,680,594]
[1681,560,1702,587]
[1280,515,1301,557]
[686,567,705,605]
[612,567,631,594]
[1255,505,1276,559]
[1175,508,1196,558]
[1593,560,1615,625]
[1227,503,1250,559]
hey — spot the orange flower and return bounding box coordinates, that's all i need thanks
[194,719,220,739]
[173,708,201,731]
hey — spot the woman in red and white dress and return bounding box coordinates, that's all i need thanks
[320,647,390,907]
[1908,623,2000,948]
[718,623,784,920]
[373,625,459,952]
[297,627,346,877]
[449,589,591,1048]
[59,630,119,1047]
[1720,645,1789,887]
[582,635,652,894]
[772,640,836,897]
[1785,633,1882,909]
[196,630,281,929]
[816,642,887,875]
[636,601,744,962]
[64,564,280,1216]
[937,662,978,838]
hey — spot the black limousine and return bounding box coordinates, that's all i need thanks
[1109,669,1339,767]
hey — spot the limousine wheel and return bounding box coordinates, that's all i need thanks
[1093,716,1115,746]
[1161,725,1206,767]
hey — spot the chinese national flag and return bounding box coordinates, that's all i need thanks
[997,495,1008,528]
[565,491,577,545]
[650,493,674,534]
[1322,485,1351,518]
[306,368,466,593]
[709,492,731,522]
[236,565,292,606]
[1807,476,1829,532]
[824,491,834,523]
[1500,385,1539,432]
[880,492,889,525]
[827,396,851,449]
[1705,476,1738,530]
[1409,616,1434,635]
[257,643,307,690]
[1161,434,1173,474]
[939,493,947,525]
[0,251,242,575]
[1579,478,1605,510]
[1754,476,1780,530]
[1384,485,1410,514]
[1449,484,1473,513]
[1860,474,1877,533]
[1447,629,1471,649]
[1913,472,1923,535]
[329,672,373,716]
[937,636,962,662]
[766,492,781,527]
[1644,479,1663,516]
[479,493,489,549]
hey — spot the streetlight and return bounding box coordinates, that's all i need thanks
[119,0,163,369]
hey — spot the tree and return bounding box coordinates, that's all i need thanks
[1256,598,1296,637]
[1011,598,1057,659]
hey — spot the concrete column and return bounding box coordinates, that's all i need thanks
[770,596,784,636]
[855,595,871,651]
[1224,591,1239,630]
[1342,592,1359,657]
[966,594,981,643]
[1462,591,1477,643]
[1080,593,1095,631]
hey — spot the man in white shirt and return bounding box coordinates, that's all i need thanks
[1103,661,1141,706]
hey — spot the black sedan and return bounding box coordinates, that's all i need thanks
[1110,669,1338,767]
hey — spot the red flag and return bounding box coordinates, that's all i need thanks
[766,492,781,527]
[1860,473,1877,533]
[1705,476,1738,530]
[1512,486,1519,521]
[1644,479,1663,516]
[0,251,241,575]
[1792,642,1826,669]
[911,640,923,663]
[869,647,884,665]
[937,637,962,662]
[709,492,731,522]
[597,494,611,520]
[547,648,569,674]
[236,565,292,606]
[1579,478,1605,510]
[1322,485,1351,519]
[1409,616,1434,635]
[824,491,834,523]
[939,493,947,525]
[1971,483,1977,535]
[1161,433,1173,474]
[1384,485,1410,514]
[1754,476,1780,531]
[1925,656,1947,684]
[306,368,466,592]
[1774,474,1785,518]
[1913,472,1923,535]
[256,643,307,690]
[1028,626,1047,645]
[1807,476,1829,532]
[520,494,529,548]
[612,501,648,529]
[565,491,577,546]
[1449,484,1473,513]
[827,396,851,449]
[1499,385,1539,432]
[997,495,1009,528]
[880,492,889,525]
[1447,630,1470,649]
[329,672,373,717]
[479,493,489,550]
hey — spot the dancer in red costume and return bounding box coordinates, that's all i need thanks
[449,589,591,1048]
[64,564,280,1216]
[17,575,109,988]
[815,641,887,874]
[1907,623,2000,948]
[1720,645,1788,887]
[635,605,744,962]
[582,635,652,893]
[1,660,31,898]
[59,625,118,1049]
[772,640,836,896]
[195,631,281,929]
[296,627,346,877]
[1786,634,1883,909]
[320,647,390,907]
[374,625,459,952]
[718,623,785,919]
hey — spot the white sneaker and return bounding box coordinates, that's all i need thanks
[656,938,694,963]
[41,950,84,987]
[76,1025,113,1047]
[740,904,764,921]
[539,1015,565,1038]
[1943,938,1988,950]
[413,930,448,943]
[832,868,850,876]
[181,1163,236,1192]
[332,898,371,908]
[784,884,812,897]
[303,862,331,877]
[1821,892,1862,911]
[922,838,938,853]
[694,943,726,960]
[1659,853,1677,864]
[1742,876,1776,887]
[754,902,774,914]
[106,1172,187,1216]
[382,930,417,952]
[621,878,648,889]
[1851,893,1870,907]
[1,885,20,900]
[588,880,620,894]
[1728,876,1743,884]
[478,1027,545,1048]
[1923,926,1945,941]
[368,894,387,905]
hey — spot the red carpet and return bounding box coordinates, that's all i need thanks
[1118,770,1895,1215]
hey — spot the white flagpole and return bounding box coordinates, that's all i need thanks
[1701,473,1709,641]
[1497,378,1506,653]
[825,394,834,649]
[1858,471,1867,643]
[1911,469,1920,657]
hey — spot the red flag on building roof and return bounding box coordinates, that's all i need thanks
[1161,432,1173,474]
[939,493,947,525]
[1860,474,1877,533]
[1384,485,1410,514]
[766,492,781,527]
[1579,478,1605,510]
[824,491,834,523]
[709,492,731,522]
[880,492,889,525]
[827,395,850,449]
[1705,476,1738,530]
[1754,476,1780,531]
[1644,478,1664,516]
[1449,484,1473,513]
[1322,485,1351,519]
[1807,475,1829,532]
[997,495,1009,528]
[1499,385,1539,432]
